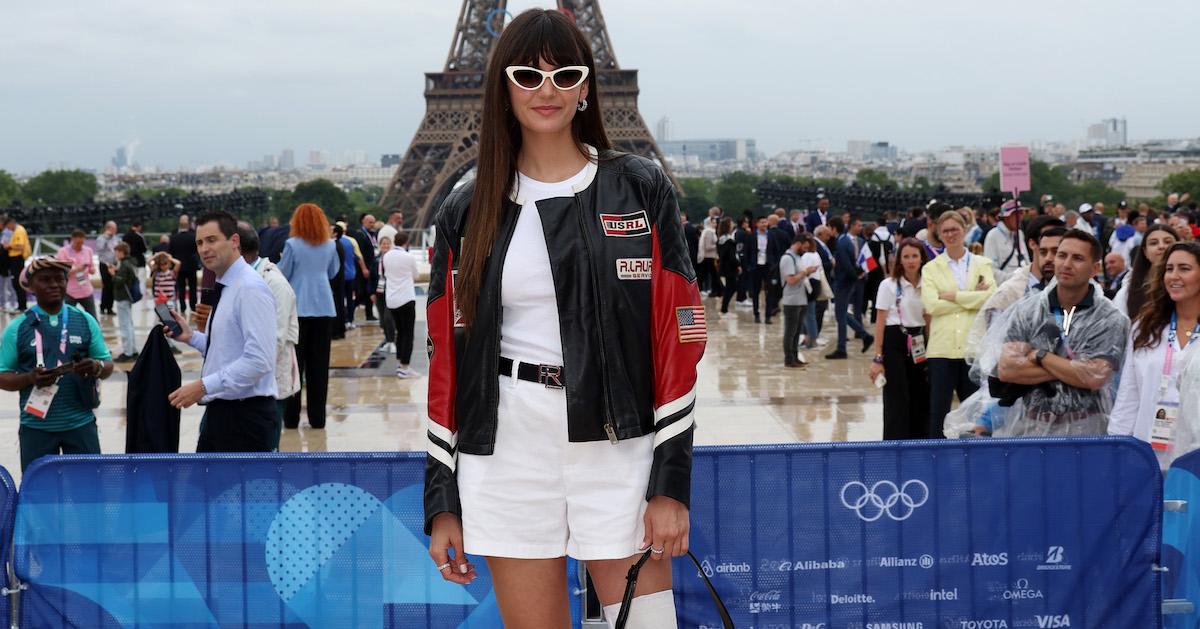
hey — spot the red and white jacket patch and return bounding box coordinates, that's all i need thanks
[600,210,651,237]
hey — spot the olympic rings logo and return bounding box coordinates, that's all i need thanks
[839,480,929,522]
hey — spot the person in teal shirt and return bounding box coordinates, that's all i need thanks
[0,258,114,470]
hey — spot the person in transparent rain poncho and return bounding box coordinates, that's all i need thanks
[1110,242,1200,469]
[948,231,1128,437]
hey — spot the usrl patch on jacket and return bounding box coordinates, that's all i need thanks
[599,211,650,237]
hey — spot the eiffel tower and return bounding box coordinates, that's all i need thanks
[382,0,677,228]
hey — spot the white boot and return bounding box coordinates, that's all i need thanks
[603,590,677,629]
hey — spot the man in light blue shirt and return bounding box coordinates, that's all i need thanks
[166,210,277,452]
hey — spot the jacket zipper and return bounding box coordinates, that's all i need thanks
[490,206,520,444]
[574,192,619,444]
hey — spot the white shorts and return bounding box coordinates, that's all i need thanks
[458,367,653,560]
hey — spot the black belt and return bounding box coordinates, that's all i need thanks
[499,356,565,389]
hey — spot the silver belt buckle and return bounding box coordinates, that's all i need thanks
[537,364,564,389]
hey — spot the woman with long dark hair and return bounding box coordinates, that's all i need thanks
[277,203,340,429]
[1110,241,1200,467]
[717,216,740,314]
[869,238,932,439]
[424,11,703,628]
[1114,224,1177,317]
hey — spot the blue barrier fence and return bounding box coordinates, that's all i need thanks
[0,465,15,626]
[2,438,1168,627]
[1164,449,1200,628]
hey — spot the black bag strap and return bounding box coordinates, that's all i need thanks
[615,549,735,629]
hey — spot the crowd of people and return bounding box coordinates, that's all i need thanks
[700,189,1200,467]
[0,204,420,469]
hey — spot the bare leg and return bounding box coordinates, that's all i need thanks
[585,553,673,605]
[485,556,572,629]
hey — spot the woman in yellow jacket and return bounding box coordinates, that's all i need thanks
[920,209,996,438]
[4,217,32,312]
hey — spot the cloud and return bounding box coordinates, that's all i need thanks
[1,0,1197,172]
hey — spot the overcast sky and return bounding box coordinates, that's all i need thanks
[3,0,1198,174]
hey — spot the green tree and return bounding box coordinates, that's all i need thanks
[347,185,386,217]
[0,170,19,206]
[677,177,715,219]
[855,168,898,190]
[714,171,762,214]
[1158,169,1200,207]
[982,160,1075,206]
[290,179,351,220]
[910,176,932,192]
[20,169,98,206]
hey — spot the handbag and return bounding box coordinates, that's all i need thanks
[128,276,144,304]
[614,549,735,629]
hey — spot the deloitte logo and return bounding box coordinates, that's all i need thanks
[830,593,875,604]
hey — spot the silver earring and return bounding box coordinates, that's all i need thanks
[577,100,588,112]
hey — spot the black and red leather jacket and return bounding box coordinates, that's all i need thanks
[424,149,705,534]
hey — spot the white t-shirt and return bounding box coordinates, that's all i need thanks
[500,165,589,365]
[875,276,925,328]
[947,251,972,290]
[382,247,417,309]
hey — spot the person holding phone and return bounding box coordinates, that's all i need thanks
[0,258,114,470]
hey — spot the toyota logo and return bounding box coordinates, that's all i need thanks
[840,480,929,521]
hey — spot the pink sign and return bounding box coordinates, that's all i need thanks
[999,146,1031,194]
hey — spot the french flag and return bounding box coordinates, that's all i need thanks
[857,248,879,274]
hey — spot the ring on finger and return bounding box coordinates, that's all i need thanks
[437,562,452,571]
[651,546,665,554]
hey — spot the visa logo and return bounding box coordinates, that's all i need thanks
[1036,615,1070,628]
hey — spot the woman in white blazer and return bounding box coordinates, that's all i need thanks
[1110,241,1200,469]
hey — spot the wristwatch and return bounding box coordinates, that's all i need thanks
[872,355,884,365]
[1034,349,1049,366]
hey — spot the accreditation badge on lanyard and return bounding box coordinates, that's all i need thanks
[24,308,69,419]
[1151,314,1198,452]
[897,282,927,364]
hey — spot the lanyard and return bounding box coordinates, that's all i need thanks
[1051,303,1077,360]
[32,306,69,368]
[1162,313,1200,391]
[948,252,971,289]
[895,279,913,328]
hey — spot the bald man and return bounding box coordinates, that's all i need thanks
[1103,252,1127,300]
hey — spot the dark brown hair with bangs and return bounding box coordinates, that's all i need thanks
[455,9,612,329]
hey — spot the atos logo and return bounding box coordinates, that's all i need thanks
[1035,614,1071,627]
[971,552,1008,566]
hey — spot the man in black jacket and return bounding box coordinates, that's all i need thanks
[681,211,699,274]
[734,215,754,304]
[122,221,148,271]
[168,214,199,312]
[350,213,379,321]
[765,215,792,322]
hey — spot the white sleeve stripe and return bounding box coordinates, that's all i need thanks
[654,384,697,424]
[653,414,694,449]
[427,436,457,472]
[427,420,457,449]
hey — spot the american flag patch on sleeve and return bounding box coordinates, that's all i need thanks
[676,306,707,343]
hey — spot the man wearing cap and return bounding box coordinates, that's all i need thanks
[0,258,114,470]
[983,201,1029,284]
[1068,205,1096,236]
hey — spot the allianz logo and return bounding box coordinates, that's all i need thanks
[1035,615,1071,628]
[971,552,1008,566]
[960,621,1007,629]
[879,554,934,568]
[698,559,750,577]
